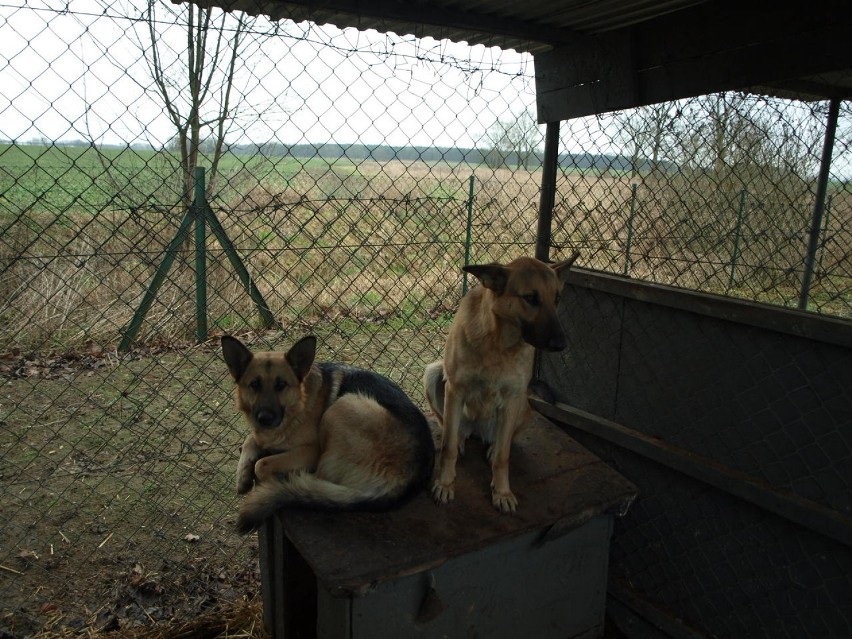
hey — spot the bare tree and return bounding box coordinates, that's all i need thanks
[670,93,823,187]
[614,102,676,180]
[485,109,542,169]
[83,2,264,212]
[142,0,251,208]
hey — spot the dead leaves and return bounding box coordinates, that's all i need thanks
[128,563,164,598]
[0,342,184,380]
[0,346,111,380]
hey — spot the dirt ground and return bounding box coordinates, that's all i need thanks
[0,348,259,638]
[0,329,645,639]
[0,327,442,638]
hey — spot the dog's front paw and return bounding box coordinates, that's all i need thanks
[492,489,518,513]
[431,480,455,504]
[236,470,255,495]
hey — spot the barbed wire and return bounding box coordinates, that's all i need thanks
[0,0,532,76]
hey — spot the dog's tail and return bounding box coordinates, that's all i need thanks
[236,472,407,534]
[424,360,446,419]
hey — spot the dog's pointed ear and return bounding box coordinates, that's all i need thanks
[463,264,509,294]
[551,250,580,282]
[286,335,317,381]
[222,336,253,382]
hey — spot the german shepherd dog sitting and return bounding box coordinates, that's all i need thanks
[222,335,435,534]
[425,252,579,513]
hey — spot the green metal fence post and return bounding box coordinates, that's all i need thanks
[729,189,747,291]
[462,175,475,296]
[194,167,208,342]
[119,206,195,352]
[205,207,277,328]
[624,183,638,276]
[120,165,277,351]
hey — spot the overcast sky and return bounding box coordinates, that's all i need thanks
[2,0,847,181]
[0,0,555,151]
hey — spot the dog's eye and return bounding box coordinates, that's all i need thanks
[249,378,262,392]
[274,378,287,392]
[522,293,540,307]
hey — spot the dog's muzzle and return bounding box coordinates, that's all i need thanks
[253,407,283,429]
[521,321,567,352]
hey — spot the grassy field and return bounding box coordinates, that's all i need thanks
[2,143,849,359]
[0,143,350,214]
[0,142,544,354]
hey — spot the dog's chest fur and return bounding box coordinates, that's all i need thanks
[458,354,531,415]
[446,289,535,424]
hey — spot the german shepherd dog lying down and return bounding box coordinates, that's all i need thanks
[222,335,435,534]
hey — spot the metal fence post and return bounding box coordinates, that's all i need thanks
[204,208,277,329]
[119,200,196,351]
[799,97,840,310]
[120,166,277,351]
[817,194,832,276]
[624,183,638,276]
[194,167,208,342]
[462,175,475,296]
[729,189,747,291]
[535,121,560,263]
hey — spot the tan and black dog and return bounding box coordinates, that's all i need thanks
[425,252,580,513]
[222,334,435,534]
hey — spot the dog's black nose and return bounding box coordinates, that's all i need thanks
[254,408,280,428]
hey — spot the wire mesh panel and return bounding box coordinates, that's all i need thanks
[0,2,540,635]
[552,94,852,317]
[544,92,852,636]
[607,450,851,639]
[539,276,852,638]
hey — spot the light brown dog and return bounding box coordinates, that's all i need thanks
[425,252,579,512]
[222,334,435,533]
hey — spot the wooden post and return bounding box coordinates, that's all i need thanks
[462,175,475,295]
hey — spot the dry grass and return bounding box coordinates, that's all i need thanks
[30,598,267,639]
[1,159,850,357]
[103,598,268,639]
[0,160,544,352]
[554,170,852,315]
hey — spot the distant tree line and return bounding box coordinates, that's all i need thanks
[10,136,670,175]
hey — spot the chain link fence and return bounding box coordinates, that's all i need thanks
[553,94,851,316]
[0,1,849,637]
[0,2,541,636]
